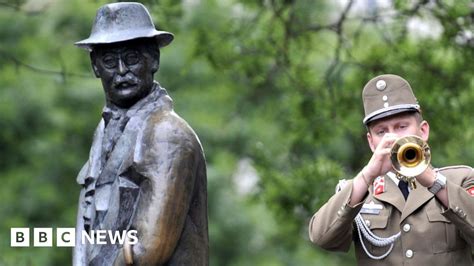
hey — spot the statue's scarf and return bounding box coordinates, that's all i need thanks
[77,82,171,265]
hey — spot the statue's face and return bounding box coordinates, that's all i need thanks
[91,40,159,108]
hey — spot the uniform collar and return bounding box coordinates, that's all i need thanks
[386,171,412,192]
[386,172,399,186]
[373,176,405,213]
[373,172,434,223]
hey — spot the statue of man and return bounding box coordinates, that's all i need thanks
[73,3,208,265]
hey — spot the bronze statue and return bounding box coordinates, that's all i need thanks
[73,2,208,265]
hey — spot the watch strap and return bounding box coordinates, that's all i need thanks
[428,172,446,194]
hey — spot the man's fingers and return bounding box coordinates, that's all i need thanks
[376,134,397,150]
[379,147,392,155]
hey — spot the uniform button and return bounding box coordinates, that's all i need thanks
[382,95,388,101]
[337,210,342,216]
[365,220,371,227]
[403,224,411,232]
[384,102,389,108]
[405,249,413,258]
[454,206,460,212]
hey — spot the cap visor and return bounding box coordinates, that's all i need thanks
[365,108,420,125]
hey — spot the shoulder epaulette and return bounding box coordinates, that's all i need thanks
[438,165,473,171]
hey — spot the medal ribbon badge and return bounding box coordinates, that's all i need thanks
[360,201,383,215]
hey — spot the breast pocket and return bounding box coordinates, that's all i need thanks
[367,215,389,230]
[426,208,464,253]
[360,210,392,256]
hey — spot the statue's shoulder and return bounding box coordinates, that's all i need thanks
[146,108,194,136]
[134,107,204,166]
[141,103,201,150]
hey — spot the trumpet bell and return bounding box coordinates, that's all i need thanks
[390,135,431,178]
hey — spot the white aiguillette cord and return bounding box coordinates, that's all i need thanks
[354,213,401,260]
[336,178,401,260]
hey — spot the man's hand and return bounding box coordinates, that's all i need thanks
[349,133,397,206]
[364,133,398,182]
[416,167,448,207]
[416,167,436,188]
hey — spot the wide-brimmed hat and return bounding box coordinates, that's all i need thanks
[75,2,173,50]
[362,74,420,125]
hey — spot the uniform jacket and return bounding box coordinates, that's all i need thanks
[73,83,208,266]
[309,166,474,265]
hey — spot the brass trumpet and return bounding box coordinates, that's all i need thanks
[390,135,431,189]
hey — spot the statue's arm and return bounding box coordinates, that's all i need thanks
[125,113,200,265]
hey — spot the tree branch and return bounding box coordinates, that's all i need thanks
[0,1,23,11]
[325,0,355,118]
[0,50,91,78]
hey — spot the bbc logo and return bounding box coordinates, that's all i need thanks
[11,228,138,247]
[11,228,75,247]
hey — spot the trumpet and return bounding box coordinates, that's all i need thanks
[390,135,431,189]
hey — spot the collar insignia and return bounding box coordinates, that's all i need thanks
[373,176,385,195]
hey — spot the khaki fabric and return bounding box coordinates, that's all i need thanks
[362,74,420,125]
[309,166,474,265]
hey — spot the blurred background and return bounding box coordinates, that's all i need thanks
[1,0,473,265]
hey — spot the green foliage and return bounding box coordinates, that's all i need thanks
[1,0,473,265]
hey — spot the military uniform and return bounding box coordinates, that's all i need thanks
[309,166,474,265]
[308,74,474,265]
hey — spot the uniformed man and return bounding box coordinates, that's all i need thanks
[308,74,474,265]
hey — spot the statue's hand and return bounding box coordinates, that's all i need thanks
[123,236,134,265]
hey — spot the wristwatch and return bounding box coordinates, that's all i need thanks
[428,171,447,194]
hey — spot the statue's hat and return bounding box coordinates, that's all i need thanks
[75,2,173,50]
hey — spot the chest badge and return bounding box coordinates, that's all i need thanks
[360,201,383,215]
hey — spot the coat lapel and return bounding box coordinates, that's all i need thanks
[373,176,405,213]
[400,179,434,222]
[373,176,435,223]
[96,117,138,186]
[76,120,105,185]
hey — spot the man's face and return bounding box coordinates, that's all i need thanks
[91,40,159,108]
[367,112,429,152]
